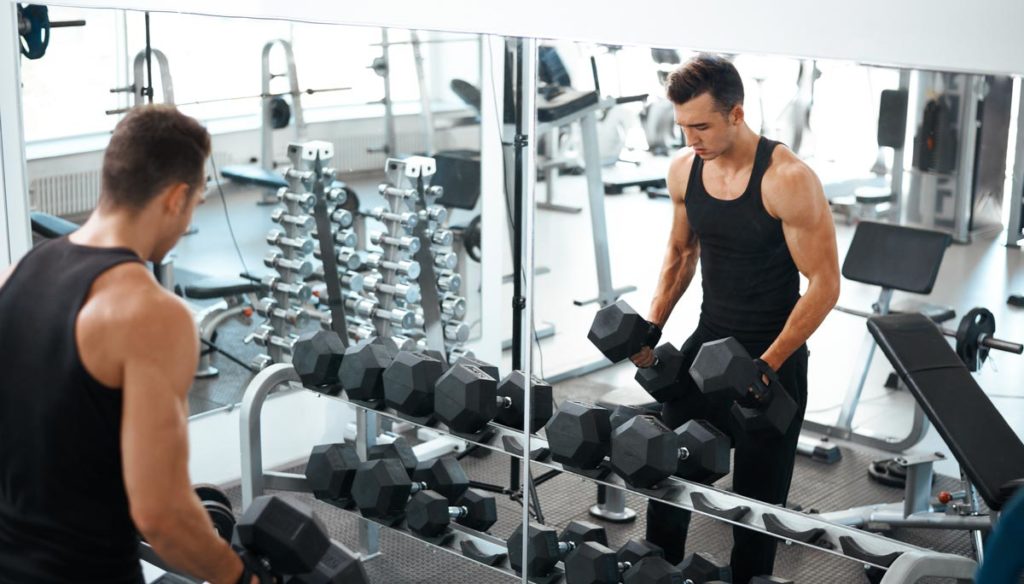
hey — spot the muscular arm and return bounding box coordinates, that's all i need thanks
[117,292,243,584]
[760,161,840,371]
[648,153,700,328]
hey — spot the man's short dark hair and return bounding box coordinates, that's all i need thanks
[666,53,744,116]
[100,105,211,211]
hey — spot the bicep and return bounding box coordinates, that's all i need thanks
[666,158,698,254]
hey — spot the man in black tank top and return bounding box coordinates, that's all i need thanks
[0,106,250,583]
[632,55,840,582]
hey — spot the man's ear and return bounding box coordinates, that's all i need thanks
[731,104,745,126]
[163,182,192,215]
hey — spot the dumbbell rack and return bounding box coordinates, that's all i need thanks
[247,146,320,367]
[238,365,979,583]
[350,156,470,360]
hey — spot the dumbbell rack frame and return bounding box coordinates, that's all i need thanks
[238,364,978,583]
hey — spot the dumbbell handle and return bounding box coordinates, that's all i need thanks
[279,189,315,210]
[371,232,420,253]
[272,210,314,230]
[267,230,313,254]
[331,208,353,228]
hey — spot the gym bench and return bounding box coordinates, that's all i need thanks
[821,313,1024,568]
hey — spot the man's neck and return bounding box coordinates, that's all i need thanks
[711,126,760,174]
[69,209,154,261]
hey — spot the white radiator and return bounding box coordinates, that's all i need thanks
[29,170,101,217]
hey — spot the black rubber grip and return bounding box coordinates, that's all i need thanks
[460,540,506,566]
[501,435,550,461]
[762,513,826,545]
[691,492,750,522]
[838,536,903,568]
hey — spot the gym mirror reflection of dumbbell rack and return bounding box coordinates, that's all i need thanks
[246,145,473,371]
[238,361,977,583]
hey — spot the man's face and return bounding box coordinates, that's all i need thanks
[673,92,741,161]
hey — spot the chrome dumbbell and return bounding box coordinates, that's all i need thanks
[432,251,459,271]
[344,294,416,329]
[366,253,420,279]
[347,321,378,343]
[250,353,274,371]
[266,230,314,255]
[363,271,421,304]
[244,324,299,353]
[436,270,462,294]
[331,208,354,229]
[255,297,310,327]
[341,271,365,293]
[261,274,313,303]
[284,167,315,183]
[312,246,361,271]
[335,228,358,249]
[264,250,313,278]
[426,228,454,247]
[440,293,467,319]
[326,185,348,206]
[270,208,315,231]
[370,232,420,253]
[276,188,316,212]
[444,320,470,343]
[422,206,448,224]
[378,184,418,199]
[366,207,418,230]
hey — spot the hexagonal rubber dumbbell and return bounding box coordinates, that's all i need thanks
[234,495,331,575]
[292,330,346,392]
[366,437,419,478]
[506,521,606,577]
[434,361,503,435]
[304,443,361,505]
[689,337,797,435]
[545,401,612,470]
[351,456,469,519]
[410,455,470,504]
[383,351,445,419]
[496,371,553,432]
[616,538,665,567]
[405,489,497,537]
[565,539,664,584]
[587,300,683,403]
[623,556,684,584]
[288,540,370,584]
[610,415,730,488]
[339,338,395,404]
[677,551,731,584]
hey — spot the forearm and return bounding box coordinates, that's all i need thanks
[142,496,243,584]
[760,276,839,371]
[648,246,698,328]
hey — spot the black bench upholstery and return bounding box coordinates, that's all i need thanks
[183,277,259,300]
[868,313,1024,510]
[220,165,288,189]
[30,211,79,238]
[843,221,951,294]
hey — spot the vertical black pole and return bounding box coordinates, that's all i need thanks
[511,39,525,372]
[143,12,153,104]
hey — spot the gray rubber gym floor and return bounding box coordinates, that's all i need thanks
[221,434,979,584]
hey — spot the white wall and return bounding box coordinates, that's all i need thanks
[188,389,354,485]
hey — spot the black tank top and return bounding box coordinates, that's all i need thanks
[0,237,144,584]
[684,137,800,343]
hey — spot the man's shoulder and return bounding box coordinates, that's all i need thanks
[83,263,193,340]
[667,147,697,201]
[765,145,819,187]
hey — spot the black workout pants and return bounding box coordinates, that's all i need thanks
[645,323,808,584]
